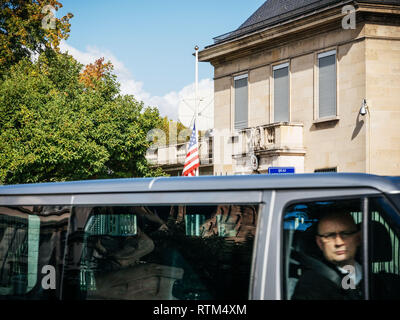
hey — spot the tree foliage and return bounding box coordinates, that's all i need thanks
[157,116,188,145]
[0,0,167,184]
[0,0,73,75]
[0,52,166,184]
[79,57,113,90]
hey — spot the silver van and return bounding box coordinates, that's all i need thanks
[0,173,399,300]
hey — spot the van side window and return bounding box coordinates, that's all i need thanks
[63,204,259,300]
[283,197,400,300]
[368,197,400,299]
[0,206,70,299]
[283,199,364,300]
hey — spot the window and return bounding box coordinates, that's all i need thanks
[283,198,363,300]
[273,63,290,122]
[318,50,337,118]
[283,197,400,300]
[368,197,400,299]
[0,206,71,299]
[234,74,248,129]
[63,204,259,300]
[314,168,337,173]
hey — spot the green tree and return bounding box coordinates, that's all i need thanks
[0,0,73,75]
[0,52,166,184]
[158,116,188,146]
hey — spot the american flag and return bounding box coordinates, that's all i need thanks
[182,121,200,176]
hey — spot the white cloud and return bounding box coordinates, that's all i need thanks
[59,41,214,129]
[176,79,214,130]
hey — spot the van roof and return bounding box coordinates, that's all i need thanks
[0,173,399,196]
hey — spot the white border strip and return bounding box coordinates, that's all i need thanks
[273,62,289,71]
[260,190,275,299]
[318,49,336,59]
[234,73,248,81]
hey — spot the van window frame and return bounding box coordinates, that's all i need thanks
[0,189,265,300]
[271,187,382,300]
[278,190,400,300]
[0,190,263,207]
[67,190,265,300]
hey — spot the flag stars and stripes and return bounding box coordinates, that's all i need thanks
[182,122,200,177]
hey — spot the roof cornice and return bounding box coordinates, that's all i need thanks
[198,1,400,64]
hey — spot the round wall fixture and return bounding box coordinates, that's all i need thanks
[250,154,259,171]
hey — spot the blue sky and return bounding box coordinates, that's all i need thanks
[58,0,265,126]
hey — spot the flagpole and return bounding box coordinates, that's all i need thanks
[194,45,199,176]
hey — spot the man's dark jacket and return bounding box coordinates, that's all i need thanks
[291,264,362,300]
[291,260,400,300]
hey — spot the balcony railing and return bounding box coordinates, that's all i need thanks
[231,122,304,157]
[146,138,213,167]
[147,123,303,169]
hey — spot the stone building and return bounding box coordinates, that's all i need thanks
[198,0,400,175]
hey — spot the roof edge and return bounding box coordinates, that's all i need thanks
[0,173,398,196]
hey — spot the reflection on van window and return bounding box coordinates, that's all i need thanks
[63,204,259,300]
[0,206,71,300]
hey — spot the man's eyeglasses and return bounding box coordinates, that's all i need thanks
[317,230,358,241]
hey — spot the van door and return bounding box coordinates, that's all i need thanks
[61,190,266,300]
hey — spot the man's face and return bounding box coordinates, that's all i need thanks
[316,214,361,267]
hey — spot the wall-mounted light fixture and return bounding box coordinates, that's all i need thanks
[359,99,369,116]
[359,98,371,173]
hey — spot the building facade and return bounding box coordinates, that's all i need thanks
[199,0,400,175]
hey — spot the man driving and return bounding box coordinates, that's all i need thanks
[292,210,363,300]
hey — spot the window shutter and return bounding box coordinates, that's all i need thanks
[319,53,336,118]
[273,65,289,122]
[234,76,248,129]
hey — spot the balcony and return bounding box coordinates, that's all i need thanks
[229,122,306,174]
[146,138,213,175]
[231,122,305,157]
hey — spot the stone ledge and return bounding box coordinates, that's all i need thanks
[313,116,340,124]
